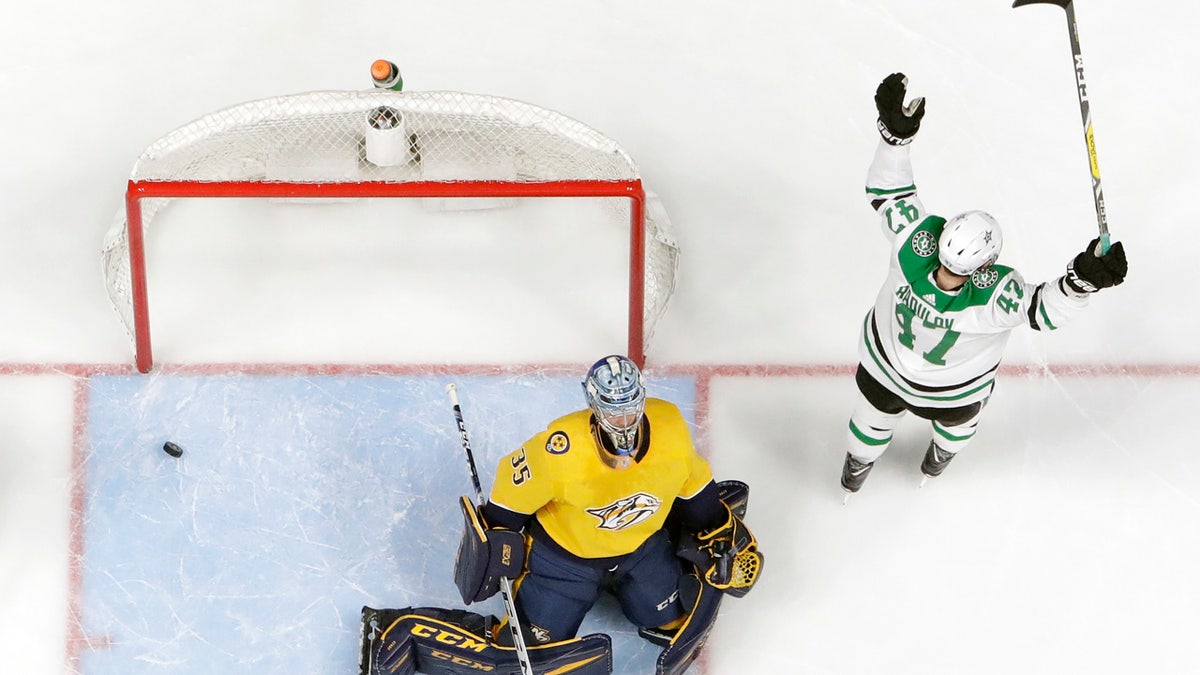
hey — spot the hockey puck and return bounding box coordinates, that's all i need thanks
[162,441,184,458]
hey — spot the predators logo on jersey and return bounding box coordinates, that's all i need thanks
[586,492,663,531]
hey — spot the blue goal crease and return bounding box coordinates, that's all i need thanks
[79,373,697,674]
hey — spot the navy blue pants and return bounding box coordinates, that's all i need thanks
[513,529,684,643]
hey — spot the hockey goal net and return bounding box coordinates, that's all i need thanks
[102,90,678,372]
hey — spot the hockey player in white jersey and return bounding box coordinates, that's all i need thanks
[841,73,1128,496]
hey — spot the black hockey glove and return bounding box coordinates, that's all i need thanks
[1064,237,1128,293]
[875,72,926,145]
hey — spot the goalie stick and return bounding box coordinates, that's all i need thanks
[1013,0,1112,254]
[446,383,536,675]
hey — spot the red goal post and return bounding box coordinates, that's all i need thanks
[101,90,679,372]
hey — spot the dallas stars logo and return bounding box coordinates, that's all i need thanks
[911,231,937,257]
[972,267,999,288]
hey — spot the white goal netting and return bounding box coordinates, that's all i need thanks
[102,89,679,369]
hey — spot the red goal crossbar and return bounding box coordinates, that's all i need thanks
[123,179,648,372]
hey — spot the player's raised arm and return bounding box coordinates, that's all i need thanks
[866,73,930,239]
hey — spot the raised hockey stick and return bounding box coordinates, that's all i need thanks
[1013,0,1111,254]
[446,383,536,675]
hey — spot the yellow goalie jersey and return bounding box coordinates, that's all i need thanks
[489,398,713,560]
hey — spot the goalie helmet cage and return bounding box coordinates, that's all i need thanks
[101,89,679,373]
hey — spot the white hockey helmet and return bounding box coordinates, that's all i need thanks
[582,355,646,456]
[939,210,1003,276]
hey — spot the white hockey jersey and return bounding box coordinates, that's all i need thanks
[859,140,1090,408]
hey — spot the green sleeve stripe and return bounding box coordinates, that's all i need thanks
[868,183,912,194]
[849,420,892,446]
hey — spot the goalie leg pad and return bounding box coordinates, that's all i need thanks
[653,573,725,675]
[360,605,419,675]
[453,495,526,605]
[362,606,613,675]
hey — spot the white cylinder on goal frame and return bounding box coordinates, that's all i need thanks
[101,89,679,372]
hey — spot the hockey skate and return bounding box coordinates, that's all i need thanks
[919,442,955,486]
[840,453,874,500]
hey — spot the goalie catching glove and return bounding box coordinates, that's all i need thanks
[452,496,526,605]
[677,504,763,597]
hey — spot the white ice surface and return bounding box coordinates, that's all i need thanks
[2,0,1199,673]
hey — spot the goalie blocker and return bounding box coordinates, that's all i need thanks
[452,496,525,605]
[360,481,759,675]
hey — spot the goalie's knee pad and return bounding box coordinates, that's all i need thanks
[453,496,526,604]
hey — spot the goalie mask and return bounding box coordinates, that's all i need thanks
[583,355,646,459]
[939,210,1003,276]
